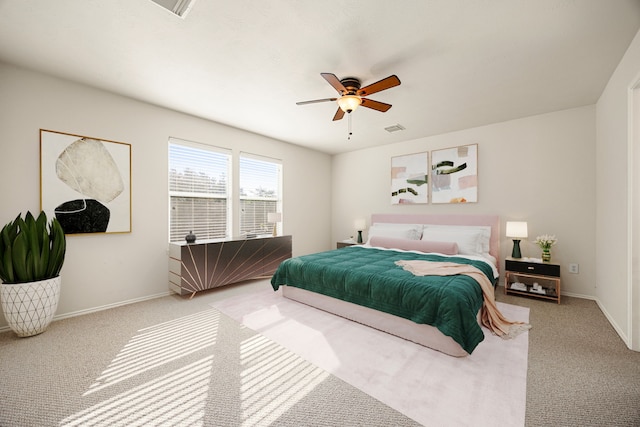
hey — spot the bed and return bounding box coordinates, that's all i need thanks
[270,213,500,357]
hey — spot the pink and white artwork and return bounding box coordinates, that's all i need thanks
[390,151,429,204]
[431,144,478,204]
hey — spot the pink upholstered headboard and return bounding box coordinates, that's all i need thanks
[370,213,500,266]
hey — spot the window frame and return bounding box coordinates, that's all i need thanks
[168,138,232,243]
[239,152,283,237]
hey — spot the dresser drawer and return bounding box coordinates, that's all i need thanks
[505,259,560,277]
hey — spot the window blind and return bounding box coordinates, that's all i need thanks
[169,140,230,242]
[239,154,282,235]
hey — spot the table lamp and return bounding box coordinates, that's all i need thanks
[506,221,528,259]
[354,218,366,244]
[267,212,282,237]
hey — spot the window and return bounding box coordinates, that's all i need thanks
[239,153,282,236]
[168,139,231,242]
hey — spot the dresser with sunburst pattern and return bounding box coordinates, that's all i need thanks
[169,235,292,297]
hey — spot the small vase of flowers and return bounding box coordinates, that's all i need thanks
[535,234,557,262]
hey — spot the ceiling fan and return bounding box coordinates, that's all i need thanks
[297,73,401,121]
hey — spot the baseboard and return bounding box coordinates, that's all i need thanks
[563,291,631,349]
[592,297,631,348]
[0,291,172,334]
[561,291,596,300]
[500,287,633,350]
[562,291,631,349]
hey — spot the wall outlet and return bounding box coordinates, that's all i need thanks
[569,263,579,274]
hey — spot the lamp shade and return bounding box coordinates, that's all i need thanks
[506,221,528,238]
[354,218,366,231]
[337,95,362,113]
[267,212,282,223]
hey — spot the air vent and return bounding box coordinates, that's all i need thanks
[150,0,196,18]
[384,124,406,133]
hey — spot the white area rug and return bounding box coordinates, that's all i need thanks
[211,287,529,427]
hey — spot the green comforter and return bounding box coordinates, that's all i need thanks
[270,246,495,354]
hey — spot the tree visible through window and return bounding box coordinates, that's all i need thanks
[240,154,282,236]
[168,140,230,242]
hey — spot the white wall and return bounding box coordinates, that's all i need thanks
[332,105,597,297]
[5,25,639,342]
[0,62,332,328]
[596,28,640,349]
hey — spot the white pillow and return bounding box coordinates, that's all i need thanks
[367,223,423,244]
[421,227,483,256]
[422,224,491,253]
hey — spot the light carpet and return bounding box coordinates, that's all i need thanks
[211,287,530,427]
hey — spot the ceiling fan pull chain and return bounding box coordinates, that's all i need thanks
[348,113,353,140]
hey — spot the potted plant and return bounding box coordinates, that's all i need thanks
[0,211,66,337]
[534,234,557,263]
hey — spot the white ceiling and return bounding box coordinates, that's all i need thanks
[1,0,639,155]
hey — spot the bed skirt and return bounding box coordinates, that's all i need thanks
[281,285,470,357]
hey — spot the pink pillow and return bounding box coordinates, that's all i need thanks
[369,236,458,255]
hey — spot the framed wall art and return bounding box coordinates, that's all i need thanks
[430,143,478,204]
[40,129,132,234]
[391,151,429,204]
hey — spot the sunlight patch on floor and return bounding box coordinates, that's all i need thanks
[63,306,329,425]
[239,334,329,426]
[60,356,214,426]
[84,309,220,396]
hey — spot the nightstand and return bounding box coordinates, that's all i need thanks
[504,257,561,303]
[336,241,357,249]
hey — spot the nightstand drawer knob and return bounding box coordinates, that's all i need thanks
[528,266,534,270]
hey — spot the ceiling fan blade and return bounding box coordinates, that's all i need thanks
[296,98,337,105]
[357,75,401,97]
[321,73,347,94]
[361,98,392,112]
[332,108,345,121]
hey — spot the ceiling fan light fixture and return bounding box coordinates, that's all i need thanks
[337,95,362,113]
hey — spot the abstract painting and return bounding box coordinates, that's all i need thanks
[391,151,429,204]
[430,143,478,204]
[40,129,131,234]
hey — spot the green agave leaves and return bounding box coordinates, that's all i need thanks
[0,211,66,284]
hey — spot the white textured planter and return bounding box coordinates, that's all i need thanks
[1,276,61,337]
